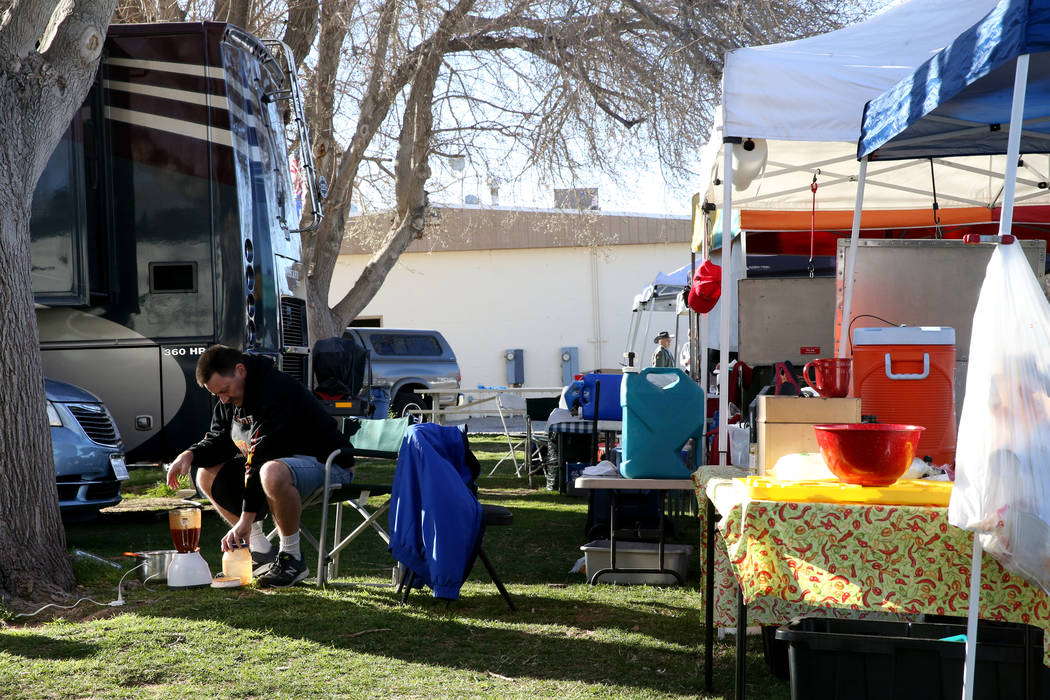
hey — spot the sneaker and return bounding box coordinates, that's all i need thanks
[256,551,309,588]
[251,548,278,577]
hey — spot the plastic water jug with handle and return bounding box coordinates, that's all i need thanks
[620,367,705,479]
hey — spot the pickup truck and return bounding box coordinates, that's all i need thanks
[342,328,461,418]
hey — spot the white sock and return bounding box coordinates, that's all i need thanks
[279,532,301,559]
[249,521,272,553]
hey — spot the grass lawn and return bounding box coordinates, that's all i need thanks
[0,435,790,699]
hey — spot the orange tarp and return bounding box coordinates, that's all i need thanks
[740,207,996,231]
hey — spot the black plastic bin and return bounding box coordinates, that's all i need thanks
[775,616,1050,700]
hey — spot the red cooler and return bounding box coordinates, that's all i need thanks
[851,326,956,466]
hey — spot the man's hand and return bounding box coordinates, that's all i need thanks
[221,515,253,552]
[166,450,194,490]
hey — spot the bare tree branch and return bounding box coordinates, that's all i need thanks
[1,0,71,58]
[281,0,318,68]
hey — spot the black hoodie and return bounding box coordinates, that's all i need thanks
[189,354,353,513]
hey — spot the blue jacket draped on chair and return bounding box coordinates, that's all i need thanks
[388,423,484,599]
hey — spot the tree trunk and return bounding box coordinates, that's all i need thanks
[0,0,117,604]
[0,192,73,601]
[280,0,320,70]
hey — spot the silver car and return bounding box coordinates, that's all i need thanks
[47,378,128,521]
[343,328,461,418]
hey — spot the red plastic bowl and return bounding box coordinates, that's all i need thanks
[812,423,926,487]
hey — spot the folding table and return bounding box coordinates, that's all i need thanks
[575,476,694,584]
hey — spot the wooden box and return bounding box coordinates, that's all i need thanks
[757,396,861,474]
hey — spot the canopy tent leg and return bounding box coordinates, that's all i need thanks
[674,314,682,361]
[961,51,1030,700]
[699,307,710,462]
[838,158,868,357]
[962,535,983,700]
[688,251,697,382]
[697,221,710,462]
[642,301,655,367]
[718,140,736,467]
[625,311,640,366]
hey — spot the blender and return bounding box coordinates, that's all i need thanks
[165,505,212,588]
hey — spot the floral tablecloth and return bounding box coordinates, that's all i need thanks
[695,474,1050,665]
[694,468,910,633]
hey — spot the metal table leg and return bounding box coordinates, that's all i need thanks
[705,496,716,693]
[588,488,684,585]
[736,583,747,700]
[558,432,567,494]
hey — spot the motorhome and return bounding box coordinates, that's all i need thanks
[31,22,321,462]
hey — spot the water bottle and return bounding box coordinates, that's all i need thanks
[222,544,252,585]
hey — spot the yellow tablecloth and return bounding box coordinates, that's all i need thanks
[696,475,1050,665]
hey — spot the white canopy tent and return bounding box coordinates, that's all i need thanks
[624,264,691,368]
[693,0,1050,467]
[699,0,1024,213]
[624,254,744,369]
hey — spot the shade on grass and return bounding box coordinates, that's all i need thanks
[1,435,790,699]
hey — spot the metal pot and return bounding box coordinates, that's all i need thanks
[125,550,177,583]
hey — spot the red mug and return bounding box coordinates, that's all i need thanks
[802,358,852,398]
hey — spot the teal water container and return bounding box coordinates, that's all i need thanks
[620,367,705,479]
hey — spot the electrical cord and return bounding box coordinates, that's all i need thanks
[847,313,900,354]
[13,562,144,619]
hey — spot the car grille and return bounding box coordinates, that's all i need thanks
[56,480,120,502]
[67,404,120,446]
[281,297,307,347]
[281,352,308,385]
[86,481,121,500]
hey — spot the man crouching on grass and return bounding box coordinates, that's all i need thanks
[166,345,355,587]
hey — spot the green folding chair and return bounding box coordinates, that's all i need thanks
[306,416,411,586]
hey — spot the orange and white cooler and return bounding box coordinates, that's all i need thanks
[851,326,956,466]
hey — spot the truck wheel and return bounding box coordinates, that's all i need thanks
[392,391,430,423]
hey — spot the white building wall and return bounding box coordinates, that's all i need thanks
[331,243,691,392]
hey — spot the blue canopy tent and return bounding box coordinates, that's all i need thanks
[859,0,1050,162]
[837,0,1050,353]
[855,2,1050,696]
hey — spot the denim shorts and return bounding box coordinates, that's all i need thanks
[281,455,354,500]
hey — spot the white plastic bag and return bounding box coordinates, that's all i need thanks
[728,425,750,467]
[949,242,1050,593]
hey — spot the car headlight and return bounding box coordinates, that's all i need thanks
[47,401,62,427]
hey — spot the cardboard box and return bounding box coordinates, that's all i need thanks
[757,396,861,474]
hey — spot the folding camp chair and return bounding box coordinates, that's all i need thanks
[390,423,516,610]
[488,392,528,477]
[299,416,410,586]
[524,397,559,487]
[489,393,560,480]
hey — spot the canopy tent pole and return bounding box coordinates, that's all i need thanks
[699,244,711,456]
[689,251,698,381]
[997,53,1029,241]
[962,51,1030,700]
[625,310,641,366]
[838,157,868,357]
[674,313,682,360]
[642,298,655,366]
[698,209,712,463]
[719,141,736,467]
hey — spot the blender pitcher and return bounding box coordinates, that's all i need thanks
[169,506,202,552]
